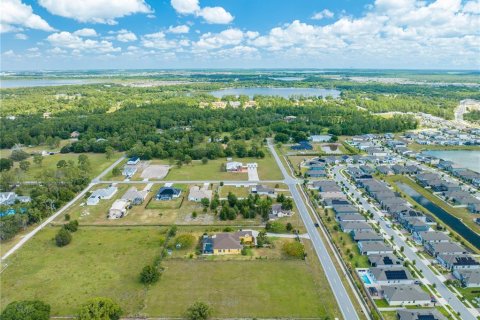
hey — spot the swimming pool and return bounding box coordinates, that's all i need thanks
[361,274,371,284]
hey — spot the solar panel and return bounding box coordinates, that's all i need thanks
[383,257,393,265]
[385,270,407,280]
[455,257,479,266]
[417,315,436,320]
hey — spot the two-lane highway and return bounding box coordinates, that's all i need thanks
[268,140,361,320]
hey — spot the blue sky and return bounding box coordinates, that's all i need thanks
[1,0,479,70]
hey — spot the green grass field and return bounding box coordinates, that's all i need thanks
[12,152,122,180]
[408,143,480,152]
[1,226,340,319]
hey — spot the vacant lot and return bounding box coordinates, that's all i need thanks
[143,259,338,318]
[1,227,161,316]
[2,226,340,319]
[13,152,122,180]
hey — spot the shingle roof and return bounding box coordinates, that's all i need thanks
[382,285,430,302]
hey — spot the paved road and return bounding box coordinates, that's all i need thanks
[1,156,126,261]
[332,165,478,320]
[268,140,360,320]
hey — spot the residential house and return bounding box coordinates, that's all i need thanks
[188,185,212,202]
[70,131,80,138]
[250,185,276,196]
[369,267,415,285]
[392,164,408,175]
[437,254,480,271]
[121,187,148,205]
[306,169,326,178]
[381,285,430,306]
[365,147,387,157]
[332,204,358,215]
[127,157,140,165]
[358,241,393,255]
[310,135,332,142]
[0,192,31,206]
[368,254,402,268]
[403,218,430,233]
[269,204,293,220]
[352,230,384,242]
[453,269,480,287]
[122,165,137,178]
[377,165,394,175]
[323,198,350,208]
[226,161,243,172]
[87,186,118,206]
[156,186,182,201]
[397,309,446,320]
[425,242,467,257]
[339,221,373,233]
[337,214,366,222]
[413,231,450,245]
[202,230,258,255]
[108,199,129,219]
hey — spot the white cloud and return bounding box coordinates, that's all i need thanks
[116,29,137,42]
[141,31,182,49]
[3,50,16,57]
[197,7,234,24]
[39,0,152,24]
[463,0,480,14]
[246,31,259,39]
[168,25,190,34]
[312,9,334,20]
[15,33,28,40]
[170,0,234,24]
[1,0,54,33]
[194,28,244,50]
[47,31,121,53]
[171,0,199,14]
[73,28,97,37]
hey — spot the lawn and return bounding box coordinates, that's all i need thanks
[218,185,250,199]
[320,208,370,268]
[384,175,480,251]
[13,152,122,180]
[408,143,480,152]
[1,226,341,319]
[143,259,339,318]
[1,226,161,316]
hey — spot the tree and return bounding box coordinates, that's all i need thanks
[0,158,13,171]
[78,154,91,172]
[63,220,79,232]
[201,157,208,164]
[140,265,160,285]
[9,149,29,162]
[19,160,30,172]
[200,198,210,209]
[281,198,293,210]
[77,297,122,320]
[184,155,192,165]
[105,146,114,160]
[112,167,121,176]
[55,228,72,247]
[286,222,293,232]
[282,241,305,259]
[0,300,50,320]
[57,160,68,168]
[185,302,212,320]
[32,154,44,167]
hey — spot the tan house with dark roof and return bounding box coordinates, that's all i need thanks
[202,230,258,255]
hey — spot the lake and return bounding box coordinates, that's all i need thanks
[397,182,480,250]
[0,79,101,88]
[210,87,341,99]
[270,77,305,81]
[422,150,480,173]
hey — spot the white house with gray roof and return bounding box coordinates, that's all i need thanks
[382,285,430,306]
[87,186,118,206]
[369,267,414,285]
[397,309,446,320]
[453,269,480,287]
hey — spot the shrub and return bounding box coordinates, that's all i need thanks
[282,241,305,259]
[55,228,72,247]
[185,302,212,320]
[265,221,286,233]
[77,297,122,320]
[140,265,160,285]
[175,234,196,250]
[0,300,50,320]
[168,225,178,237]
[64,213,71,221]
[63,220,79,232]
[9,149,29,162]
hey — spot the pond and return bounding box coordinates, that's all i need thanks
[397,182,480,250]
[210,87,341,99]
[422,150,480,173]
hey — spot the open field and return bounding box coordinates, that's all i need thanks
[1,226,161,316]
[384,175,480,239]
[143,259,338,318]
[218,184,250,198]
[1,226,340,319]
[11,152,122,180]
[0,140,71,158]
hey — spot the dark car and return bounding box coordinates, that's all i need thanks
[314,223,320,227]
